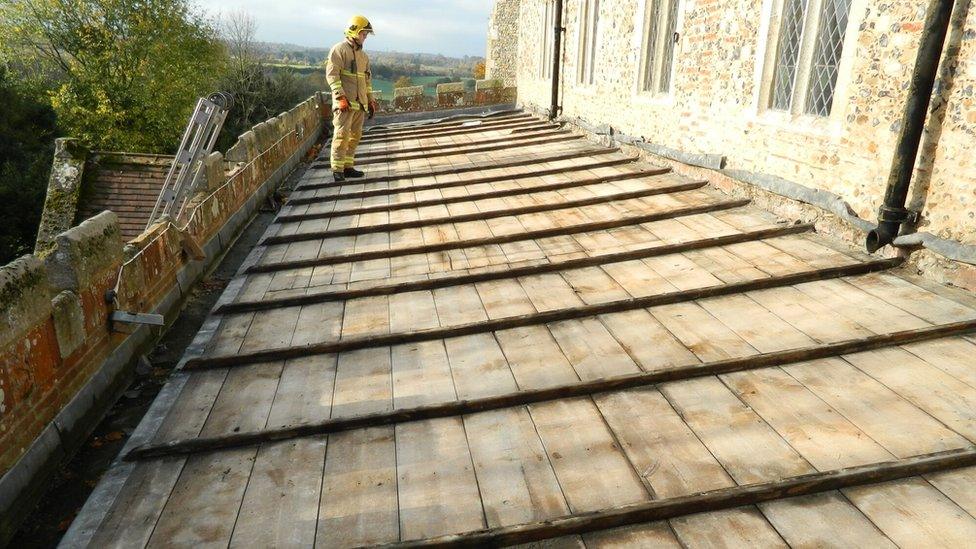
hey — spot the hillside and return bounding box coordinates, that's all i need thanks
[255,41,483,79]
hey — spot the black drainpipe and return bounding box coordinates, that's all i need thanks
[549,0,565,121]
[866,0,956,253]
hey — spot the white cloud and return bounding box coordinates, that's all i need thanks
[193,0,492,57]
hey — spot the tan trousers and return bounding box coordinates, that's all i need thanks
[331,108,366,171]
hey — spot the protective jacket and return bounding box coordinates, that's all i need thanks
[326,39,373,111]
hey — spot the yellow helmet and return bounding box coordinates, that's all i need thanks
[345,15,374,39]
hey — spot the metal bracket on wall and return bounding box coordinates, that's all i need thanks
[104,289,165,331]
[110,311,165,327]
[877,205,920,226]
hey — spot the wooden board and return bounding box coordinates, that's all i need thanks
[318,427,399,547]
[396,418,486,540]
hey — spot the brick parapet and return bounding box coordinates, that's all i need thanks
[0,92,329,535]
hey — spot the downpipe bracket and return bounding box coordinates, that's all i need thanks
[878,205,920,226]
[866,206,921,254]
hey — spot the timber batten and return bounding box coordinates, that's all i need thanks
[126,320,976,460]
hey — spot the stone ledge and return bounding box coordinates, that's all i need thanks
[476,78,503,90]
[436,82,466,94]
[0,256,52,349]
[44,211,123,293]
[394,85,424,99]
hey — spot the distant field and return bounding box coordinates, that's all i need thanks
[267,65,473,99]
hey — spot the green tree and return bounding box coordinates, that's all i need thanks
[0,0,225,153]
[215,11,314,151]
[394,75,413,89]
[0,66,59,263]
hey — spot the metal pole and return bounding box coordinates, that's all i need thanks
[866,0,955,252]
[549,0,565,121]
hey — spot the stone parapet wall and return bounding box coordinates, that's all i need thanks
[392,85,426,112]
[386,79,518,115]
[475,78,518,106]
[513,0,976,254]
[0,92,328,541]
[436,82,467,108]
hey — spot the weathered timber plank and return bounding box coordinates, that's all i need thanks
[782,357,968,457]
[396,418,486,539]
[844,477,976,546]
[359,120,553,152]
[722,368,895,470]
[844,346,976,442]
[317,427,400,547]
[371,447,976,547]
[463,407,570,527]
[268,183,708,241]
[232,225,810,316]
[363,114,532,139]
[293,155,636,204]
[229,438,327,548]
[357,133,583,166]
[246,199,753,274]
[298,147,620,190]
[192,258,902,368]
[527,397,649,512]
[357,127,567,159]
[284,164,657,215]
[759,492,897,548]
[124,319,976,460]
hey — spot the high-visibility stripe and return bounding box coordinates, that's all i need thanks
[340,69,368,77]
[329,81,343,90]
[334,101,369,112]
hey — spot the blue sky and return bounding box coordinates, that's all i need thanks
[194,0,493,57]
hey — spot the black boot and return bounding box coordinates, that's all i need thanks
[332,171,346,182]
[344,167,365,178]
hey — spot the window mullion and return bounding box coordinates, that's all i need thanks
[658,0,680,93]
[792,0,821,113]
[578,0,588,84]
[769,0,807,111]
[652,0,668,92]
[641,0,659,91]
[541,1,550,78]
[589,0,600,84]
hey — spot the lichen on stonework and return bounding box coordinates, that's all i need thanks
[0,265,44,312]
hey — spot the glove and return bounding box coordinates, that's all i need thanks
[368,100,376,120]
[336,96,350,112]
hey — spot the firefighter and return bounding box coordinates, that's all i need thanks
[326,14,379,182]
